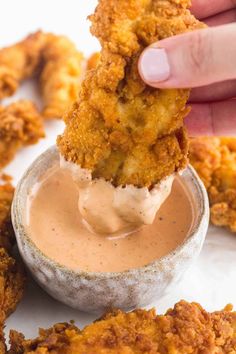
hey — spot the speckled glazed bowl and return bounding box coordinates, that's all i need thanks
[12,146,209,313]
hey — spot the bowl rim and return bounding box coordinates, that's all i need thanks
[12,145,209,280]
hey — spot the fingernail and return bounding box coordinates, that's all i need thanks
[139,48,170,83]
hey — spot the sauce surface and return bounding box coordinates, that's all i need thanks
[27,166,195,272]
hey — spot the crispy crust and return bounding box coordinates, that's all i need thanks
[58,0,204,187]
[0,100,45,169]
[40,35,84,119]
[189,137,236,232]
[8,301,236,353]
[8,323,80,354]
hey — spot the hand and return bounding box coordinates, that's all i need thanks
[138,0,236,136]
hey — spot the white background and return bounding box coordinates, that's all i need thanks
[1,0,236,342]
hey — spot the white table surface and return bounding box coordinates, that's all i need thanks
[1,0,236,341]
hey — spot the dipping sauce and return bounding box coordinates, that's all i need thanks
[61,158,175,237]
[26,165,195,273]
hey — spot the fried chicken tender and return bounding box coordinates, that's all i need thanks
[8,301,236,353]
[0,31,84,120]
[0,32,46,100]
[40,35,84,119]
[0,100,45,168]
[58,0,204,187]
[0,178,15,252]
[189,137,236,232]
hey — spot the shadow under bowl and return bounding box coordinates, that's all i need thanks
[12,146,209,313]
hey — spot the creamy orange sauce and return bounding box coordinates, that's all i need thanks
[26,166,195,273]
[61,158,175,236]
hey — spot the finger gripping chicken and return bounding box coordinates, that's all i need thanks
[58,0,204,188]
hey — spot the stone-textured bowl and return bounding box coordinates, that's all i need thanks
[12,146,209,313]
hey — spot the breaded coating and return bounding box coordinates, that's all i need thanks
[8,301,236,353]
[8,323,80,354]
[189,137,236,232]
[0,179,15,252]
[0,100,45,168]
[58,0,204,188]
[0,248,25,319]
[40,35,84,119]
[0,31,46,99]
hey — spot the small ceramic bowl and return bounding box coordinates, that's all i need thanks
[12,146,209,313]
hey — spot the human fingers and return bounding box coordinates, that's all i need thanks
[190,80,236,102]
[191,0,236,20]
[185,100,236,136]
[139,24,236,89]
[204,8,236,27]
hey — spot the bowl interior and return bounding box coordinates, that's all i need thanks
[12,145,209,277]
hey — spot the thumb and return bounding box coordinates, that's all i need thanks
[138,24,236,88]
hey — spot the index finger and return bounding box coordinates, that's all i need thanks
[185,101,236,136]
[191,0,236,19]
